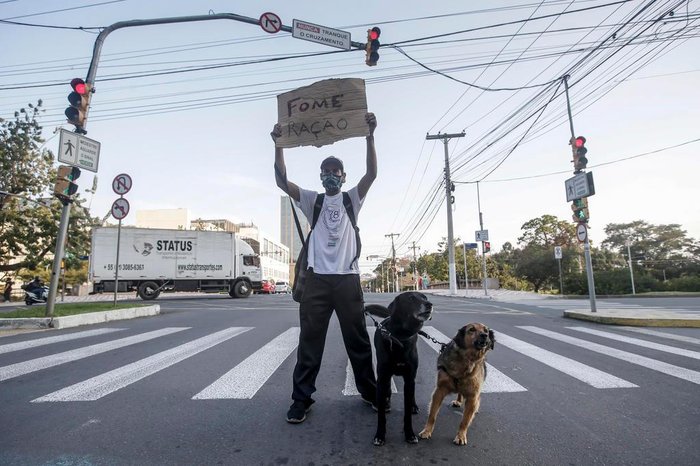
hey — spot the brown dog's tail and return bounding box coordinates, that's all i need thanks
[364,304,391,318]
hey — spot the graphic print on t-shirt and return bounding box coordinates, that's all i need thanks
[322,199,344,248]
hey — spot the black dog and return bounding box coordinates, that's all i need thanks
[365,292,433,446]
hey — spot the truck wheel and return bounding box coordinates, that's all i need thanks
[231,281,252,298]
[138,281,160,300]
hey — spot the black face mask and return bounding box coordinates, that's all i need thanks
[321,173,343,191]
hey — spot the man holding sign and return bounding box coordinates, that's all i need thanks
[272,78,378,424]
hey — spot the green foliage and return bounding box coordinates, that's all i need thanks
[0,101,97,280]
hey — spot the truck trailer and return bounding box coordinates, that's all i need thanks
[89,227,262,300]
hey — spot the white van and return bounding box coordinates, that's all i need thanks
[275,281,290,294]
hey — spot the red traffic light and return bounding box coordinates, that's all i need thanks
[70,78,87,95]
[574,136,586,148]
[369,27,381,40]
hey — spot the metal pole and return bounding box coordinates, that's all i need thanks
[558,258,564,295]
[463,242,469,297]
[477,182,488,297]
[563,75,596,312]
[113,218,122,306]
[46,202,72,317]
[426,132,465,296]
[626,240,636,295]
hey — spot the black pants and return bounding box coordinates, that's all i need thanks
[292,271,376,403]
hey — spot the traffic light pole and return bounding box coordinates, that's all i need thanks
[46,201,71,318]
[426,131,465,296]
[476,182,488,297]
[563,76,597,312]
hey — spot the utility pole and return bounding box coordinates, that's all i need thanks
[409,242,420,290]
[626,239,636,295]
[426,131,465,296]
[476,182,488,297]
[563,75,597,312]
[385,233,400,292]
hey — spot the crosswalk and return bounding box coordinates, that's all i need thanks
[1,323,698,404]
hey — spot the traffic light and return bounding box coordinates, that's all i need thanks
[365,27,381,66]
[483,241,491,253]
[571,198,589,223]
[65,78,92,133]
[54,165,81,200]
[572,136,588,173]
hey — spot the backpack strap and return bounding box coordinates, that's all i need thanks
[311,193,324,230]
[342,192,362,269]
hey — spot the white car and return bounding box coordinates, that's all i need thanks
[275,281,290,294]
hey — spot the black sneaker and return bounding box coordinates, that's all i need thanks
[286,400,312,424]
[362,396,391,413]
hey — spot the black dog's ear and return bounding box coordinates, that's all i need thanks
[387,299,397,315]
[455,326,468,349]
[365,304,391,318]
[488,329,496,350]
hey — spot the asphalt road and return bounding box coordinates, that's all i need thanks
[1,293,699,465]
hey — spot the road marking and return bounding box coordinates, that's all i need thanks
[496,331,637,389]
[421,327,527,393]
[568,327,700,360]
[519,326,700,385]
[0,328,124,355]
[343,327,397,396]
[33,327,252,402]
[0,328,188,381]
[193,327,299,399]
[617,327,700,346]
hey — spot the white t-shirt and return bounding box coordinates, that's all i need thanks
[296,186,364,275]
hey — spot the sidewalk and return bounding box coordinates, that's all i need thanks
[421,288,700,328]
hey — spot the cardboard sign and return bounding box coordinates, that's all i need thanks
[276,78,368,148]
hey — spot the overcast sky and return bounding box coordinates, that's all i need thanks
[1,0,698,271]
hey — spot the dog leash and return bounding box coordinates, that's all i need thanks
[364,311,448,352]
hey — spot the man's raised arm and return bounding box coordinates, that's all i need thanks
[358,113,377,200]
[271,123,301,202]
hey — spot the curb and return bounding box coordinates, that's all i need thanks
[0,305,160,330]
[563,310,700,328]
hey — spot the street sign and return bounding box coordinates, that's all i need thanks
[475,230,489,242]
[576,223,588,243]
[464,243,478,249]
[58,128,100,173]
[292,19,351,50]
[111,198,130,220]
[259,12,282,33]
[565,172,595,202]
[112,173,132,195]
[554,246,563,259]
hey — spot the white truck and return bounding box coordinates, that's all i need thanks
[89,227,262,300]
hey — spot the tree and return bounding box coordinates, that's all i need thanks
[0,101,96,275]
[518,214,577,247]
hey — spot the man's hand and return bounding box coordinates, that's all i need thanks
[270,123,282,143]
[366,113,377,136]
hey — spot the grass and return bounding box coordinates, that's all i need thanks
[0,302,150,319]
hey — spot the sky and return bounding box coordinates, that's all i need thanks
[1,0,699,273]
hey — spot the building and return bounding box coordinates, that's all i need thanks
[135,208,190,230]
[280,195,309,263]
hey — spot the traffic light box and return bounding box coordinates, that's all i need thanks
[54,165,81,201]
[483,241,491,253]
[365,27,381,66]
[65,78,92,133]
[571,198,589,223]
[572,136,588,173]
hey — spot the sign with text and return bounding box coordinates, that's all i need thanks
[276,78,369,148]
[292,19,351,50]
[58,129,100,173]
[565,172,595,202]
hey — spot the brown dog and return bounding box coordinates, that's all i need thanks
[418,323,495,445]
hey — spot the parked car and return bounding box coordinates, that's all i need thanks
[258,279,276,294]
[275,281,290,294]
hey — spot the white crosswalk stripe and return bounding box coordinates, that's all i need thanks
[568,327,700,360]
[0,328,124,355]
[519,326,700,385]
[0,328,188,381]
[193,327,298,400]
[492,331,637,389]
[421,327,528,393]
[343,327,397,396]
[617,327,700,346]
[33,327,252,402]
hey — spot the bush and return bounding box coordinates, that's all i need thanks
[664,275,700,292]
[563,269,667,295]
